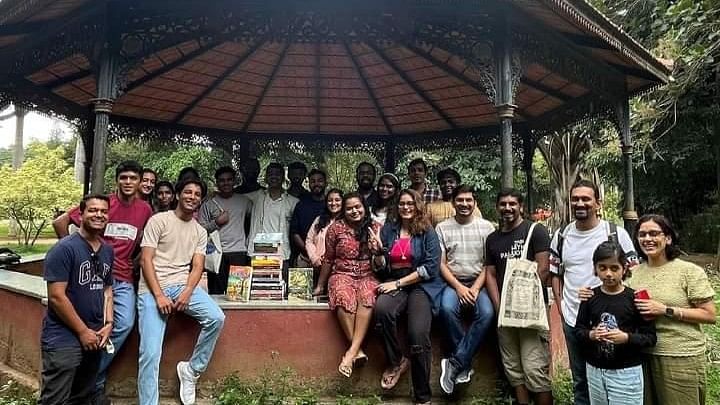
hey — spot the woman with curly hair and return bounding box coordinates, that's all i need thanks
[369,189,444,405]
[371,173,400,225]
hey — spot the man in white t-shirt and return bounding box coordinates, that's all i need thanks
[549,180,638,405]
[138,178,225,405]
[436,185,495,394]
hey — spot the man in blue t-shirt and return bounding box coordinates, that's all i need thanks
[40,195,114,405]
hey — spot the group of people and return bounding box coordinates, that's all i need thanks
[38,156,715,405]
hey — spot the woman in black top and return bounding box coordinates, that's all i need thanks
[574,241,656,405]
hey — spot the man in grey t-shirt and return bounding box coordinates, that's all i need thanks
[436,185,495,394]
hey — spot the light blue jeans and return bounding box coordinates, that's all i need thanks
[586,363,643,405]
[137,285,225,405]
[95,280,136,393]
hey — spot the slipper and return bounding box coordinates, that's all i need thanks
[353,351,369,367]
[338,354,353,378]
[380,357,409,390]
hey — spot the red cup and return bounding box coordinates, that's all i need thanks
[634,289,650,300]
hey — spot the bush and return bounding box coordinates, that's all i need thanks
[683,202,720,254]
[552,367,574,405]
[0,380,37,405]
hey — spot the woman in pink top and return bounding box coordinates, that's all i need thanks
[305,189,343,287]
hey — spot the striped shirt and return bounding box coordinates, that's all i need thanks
[436,216,495,280]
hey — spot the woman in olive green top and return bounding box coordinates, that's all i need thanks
[626,214,716,405]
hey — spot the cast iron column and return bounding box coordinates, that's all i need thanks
[384,140,397,174]
[616,97,638,233]
[521,129,535,212]
[90,50,120,194]
[495,13,516,189]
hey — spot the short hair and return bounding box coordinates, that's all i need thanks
[634,214,681,261]
[571,179,601,201]
[155,180,174,192]
[452,184,476,201]
[408,158,428,172]
[214,166,237,180]
[288,161,308,172]
[142,168,157,178]
[79,194,110,212]
[496,188,525,205]
[436,168,461,184]
[175,177,207,199]
[266,162,284,173]
[115,161,142,180]
[176,167,200,183]
[308,168,327,179]
[356,161,376,176]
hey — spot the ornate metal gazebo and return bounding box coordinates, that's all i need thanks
[0,0,670,229]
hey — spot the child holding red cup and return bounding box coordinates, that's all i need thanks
[573,241,657,405]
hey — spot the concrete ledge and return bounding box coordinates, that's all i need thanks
[0,269,567,401]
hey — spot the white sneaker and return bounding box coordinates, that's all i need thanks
[177,361,199,404]
[455,368,475,384]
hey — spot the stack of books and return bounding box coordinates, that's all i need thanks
[253,233,283,255]
[249,255,284,301]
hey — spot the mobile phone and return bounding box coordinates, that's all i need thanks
[634,289,650,300]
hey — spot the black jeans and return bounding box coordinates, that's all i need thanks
[40,346,101,405]
[375,285,433,403]
[207,252,249,294]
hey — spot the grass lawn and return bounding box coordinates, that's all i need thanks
[0,220,57,239]
[0,242,54,256]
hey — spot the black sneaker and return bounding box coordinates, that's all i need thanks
[440,358,459,394]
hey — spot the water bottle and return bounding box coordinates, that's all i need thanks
[599,312,618,359]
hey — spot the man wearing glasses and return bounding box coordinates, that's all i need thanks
[549,180,638,405]
[41,194,114,404]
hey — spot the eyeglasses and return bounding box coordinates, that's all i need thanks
[398,202,416,207]
[637,230,664,238]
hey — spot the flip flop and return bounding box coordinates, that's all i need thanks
[338,354,353,378]
[380,357,409,390]
[353,351,369,367]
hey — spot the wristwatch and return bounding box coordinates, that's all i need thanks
[395,280,402,289]
[664,306,675,318]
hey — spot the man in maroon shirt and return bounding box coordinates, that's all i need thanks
[53,161,153,404]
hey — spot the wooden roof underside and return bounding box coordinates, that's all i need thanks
[0,0,671,139]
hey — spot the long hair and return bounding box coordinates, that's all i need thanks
[634,214,681,261]
[339,192,372,245]
[315,188,344,232]
[395,189,431,236]
[375,173,401,217]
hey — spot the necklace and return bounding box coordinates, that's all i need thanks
[397,238,410,260]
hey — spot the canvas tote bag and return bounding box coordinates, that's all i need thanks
[204,199,224,274]
[497,223,549,331]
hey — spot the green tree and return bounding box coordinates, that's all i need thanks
[0,142,81,246]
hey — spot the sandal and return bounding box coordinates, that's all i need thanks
[338,353,354,378]
[353,351,369,367]
[380,357,409,390]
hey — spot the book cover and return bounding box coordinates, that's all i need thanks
[288,267,314,301]
[227,266,252,302]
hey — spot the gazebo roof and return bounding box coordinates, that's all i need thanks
[0,0,670,143]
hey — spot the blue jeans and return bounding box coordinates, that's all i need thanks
[563,321,590,405]
[438,286,494,370]
[587,363,643,405]
[95,280,136,393]
[137,286,225,405]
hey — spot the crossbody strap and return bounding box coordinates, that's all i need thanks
[521,222,538,259]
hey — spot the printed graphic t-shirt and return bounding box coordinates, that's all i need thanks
[42,233,114,349]
[68,193,152,283]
